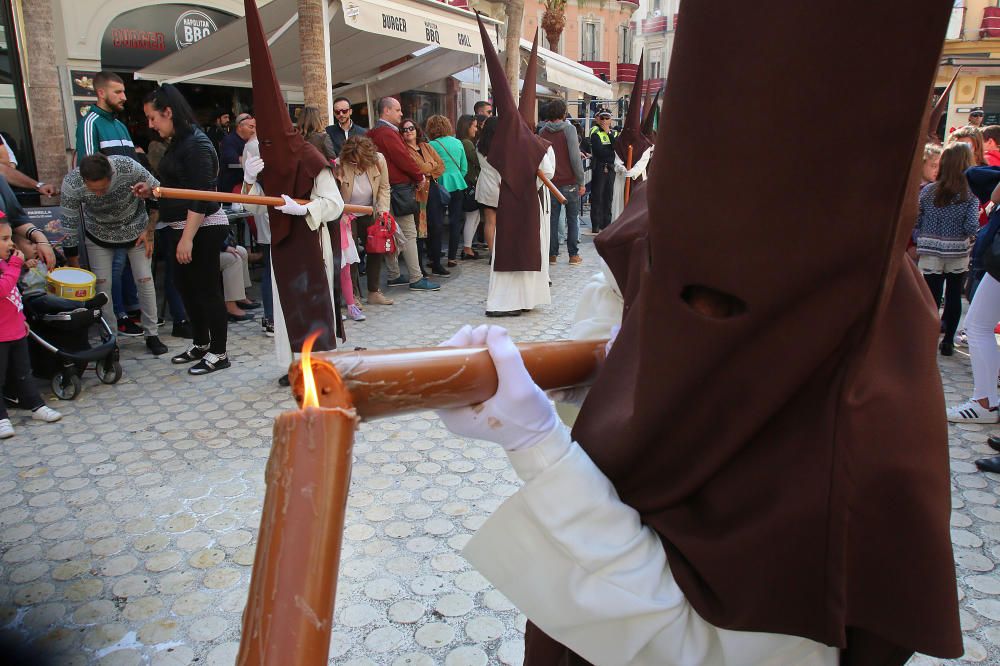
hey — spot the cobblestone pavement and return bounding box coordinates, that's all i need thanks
[0,229,997,665]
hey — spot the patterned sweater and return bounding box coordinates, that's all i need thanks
[915,183,980,258]
[60,156,159,254]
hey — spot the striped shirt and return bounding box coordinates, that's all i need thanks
[75,105,137,161]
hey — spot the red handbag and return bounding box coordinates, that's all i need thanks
[366,212,398,255]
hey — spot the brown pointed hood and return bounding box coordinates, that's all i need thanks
[525,1,963,664]
[244,0,328,246]
[615,53,652,163]
[477,13,549,272]
[929,66,961,142]
[640,84,662,140]
[243,0,341,353]
[519,30,540,129]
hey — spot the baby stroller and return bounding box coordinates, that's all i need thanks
[23,291,121,400]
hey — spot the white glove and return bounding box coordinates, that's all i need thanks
[276,194,308,216]
[614,162,627,174]
[437,325,561,452]
[548,324,620,407]
[243,155,265,184]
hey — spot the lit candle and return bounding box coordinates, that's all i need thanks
[237,333,358,666]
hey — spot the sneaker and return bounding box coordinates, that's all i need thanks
[0,419,13,439]
[387,277,409,288]
[171,344,208,365]
[189,352,231,375]
[145,336,168,356]
[171,320,193,338]
[569,255,583,266]
[261,318,275,337]
[430,265,451,278]
[348,304,366,321]
[367,291,394,306]
[549,255,557,265]
[409,278,441,291]
[31,406,62,423]
[955,329,968,347]
[583,230,599,236]
[117,316,143,337]
[946,400,1000,424]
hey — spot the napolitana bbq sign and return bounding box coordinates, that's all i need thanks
[101,4,236,70]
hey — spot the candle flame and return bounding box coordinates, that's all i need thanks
[301,331,321,409]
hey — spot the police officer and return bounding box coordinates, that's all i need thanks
[588,110,617,233]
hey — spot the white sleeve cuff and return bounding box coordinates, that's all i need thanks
[505,424,573,482]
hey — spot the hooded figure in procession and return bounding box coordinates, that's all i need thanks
[239,0,345,371]
[481,27,556,318]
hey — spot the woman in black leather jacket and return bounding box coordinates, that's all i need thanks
[141,85,231,375]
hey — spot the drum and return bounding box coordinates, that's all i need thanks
[46,267,97,301]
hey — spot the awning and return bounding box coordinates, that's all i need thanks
[332,47,479,103]
[520,39,611,98]
[453,39,611,98]
[134,0,500,90]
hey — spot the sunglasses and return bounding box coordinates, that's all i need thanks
[401,126,416,132]
[334,108,351,115]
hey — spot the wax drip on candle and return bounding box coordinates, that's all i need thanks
[294,332,351,409]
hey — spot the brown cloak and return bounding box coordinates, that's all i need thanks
[476,16,549,272]
[526,1,963,664]
[244,0,342,352]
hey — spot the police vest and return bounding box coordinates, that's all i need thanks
[590,127,616,145]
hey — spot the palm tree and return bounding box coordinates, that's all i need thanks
[503,0,526,99]
[541,0,567,52]
[298,0,329,126]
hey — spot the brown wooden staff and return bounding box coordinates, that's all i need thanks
[624,145,634,205]
[153,186,374,216]
[538,170,568,204]
[288,339,608,419]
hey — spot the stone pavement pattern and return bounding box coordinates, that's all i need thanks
[0,232,996,665]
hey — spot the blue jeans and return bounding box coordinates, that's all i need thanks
[549,185,580,258]
[157,228,188,322]
[260,243,273,320]
[111,249,140,317]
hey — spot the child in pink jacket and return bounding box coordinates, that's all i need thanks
[0,213,60,438]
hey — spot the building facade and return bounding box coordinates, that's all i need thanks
[940,0,1000,132]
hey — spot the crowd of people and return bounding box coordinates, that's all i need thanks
[0,68,644,436]
[908,108,1000,473]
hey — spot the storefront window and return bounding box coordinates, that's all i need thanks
[0,0,35,181]
[400,91,443,128]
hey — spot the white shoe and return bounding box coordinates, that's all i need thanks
[348,304,366,321]
[0,419,13,438]
[31,406,62,423]
[946,400,999,424]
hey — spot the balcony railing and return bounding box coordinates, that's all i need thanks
[616,62,638,84]
[982,7,1000,39]
[640,77,665,95]
[617,0,639,7]
[640,15,669,35]
[580,60,611,82]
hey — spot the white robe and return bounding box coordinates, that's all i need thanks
[464,258,839,665]
[486,147,555,313]
[611,145,654,222]
[245,169,344,367]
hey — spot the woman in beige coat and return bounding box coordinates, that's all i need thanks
[335,136,393,305]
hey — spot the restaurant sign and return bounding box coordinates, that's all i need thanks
[101,4,235,70]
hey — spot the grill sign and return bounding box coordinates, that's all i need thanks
[457,32,471,47]
[383,14,407,32]
[175,10,218,49]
